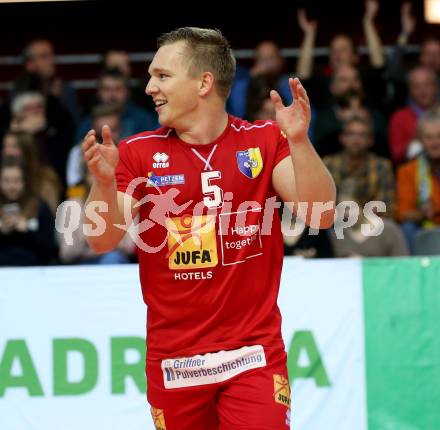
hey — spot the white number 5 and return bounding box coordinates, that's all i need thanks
[201,171,223,208]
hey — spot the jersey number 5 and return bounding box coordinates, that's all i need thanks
[201,171,223,208]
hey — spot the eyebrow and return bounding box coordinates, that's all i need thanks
[148,67,172,76]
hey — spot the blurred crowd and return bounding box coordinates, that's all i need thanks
[0,0,439,266]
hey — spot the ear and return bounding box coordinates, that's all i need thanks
[199,72,215,97]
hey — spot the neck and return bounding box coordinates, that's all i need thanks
[175,104,228,145]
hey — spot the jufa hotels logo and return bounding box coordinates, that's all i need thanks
[273,374,291,409]
[166,214,218,270]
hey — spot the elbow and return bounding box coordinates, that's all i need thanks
[317,213,335,230]
[305,209,336,230]
[86,236,118,254]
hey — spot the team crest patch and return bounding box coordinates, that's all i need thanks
[236,148,263,179]
[151,407,167,430]
[273,374,291,409]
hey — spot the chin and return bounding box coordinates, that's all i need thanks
[158,118,173,128]
[157,114,169,127]
[159,114,178,129]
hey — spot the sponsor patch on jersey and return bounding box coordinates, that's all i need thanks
[151,407,167,430]
[166,214,218,270]
[236,147,263,179]
[152,152,170,169]
[147,173,185,187]
[273,374,291,409]
[218,207,263,266]
[161,345,266,389]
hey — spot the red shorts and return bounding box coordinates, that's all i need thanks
[146,345,291,430]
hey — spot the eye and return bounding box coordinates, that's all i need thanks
[159,74,168,80]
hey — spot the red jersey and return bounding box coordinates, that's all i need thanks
[116,115,290,361]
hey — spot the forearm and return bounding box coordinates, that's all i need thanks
[289,137,336,227]
[296,31,316,79]
[84,179,125,252]
[363,18,385,68]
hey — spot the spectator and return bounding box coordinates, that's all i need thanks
[396,109,440,252]
[67,104,122,189]
[324,117,395,217]
[2,130,61,215]
[0,157,56,266]
[103,50,132,77]
[228,41,292,119]
[58,160,136,265]
[296,1,386,110]
[22,38,81,123]
[253,97,276,121]
[103,49,156,112]
[388,66,439,165]
[8,88,74,186]
[330,187,408,257]
[386,2,440,105]
[77,68,157,141]
[420,36,440,80]
[313,65,388,156]
[280,204,334,258]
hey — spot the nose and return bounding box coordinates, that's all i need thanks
[145,77,158,96]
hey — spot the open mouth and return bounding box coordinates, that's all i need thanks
[155,100,168,111]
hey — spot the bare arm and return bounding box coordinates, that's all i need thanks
[82,126,139,253]
[271,78,336,229]
[397,2,415,47]
[363,0,385,68]
[295,8,317,80]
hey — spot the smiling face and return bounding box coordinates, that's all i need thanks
[146,41,201,129]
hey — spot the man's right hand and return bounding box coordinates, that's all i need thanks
[82,125,119,186]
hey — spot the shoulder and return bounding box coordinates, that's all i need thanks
[368,153,393,169]
[382,218,404,236]
[397,158,417,176]
[229,116,282,139]
[323,152,343,167]
[390,106,415,121]
[119,126,172,149]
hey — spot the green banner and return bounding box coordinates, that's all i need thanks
[363,258,440,430]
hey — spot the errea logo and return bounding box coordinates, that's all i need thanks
[153,152,169,168]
